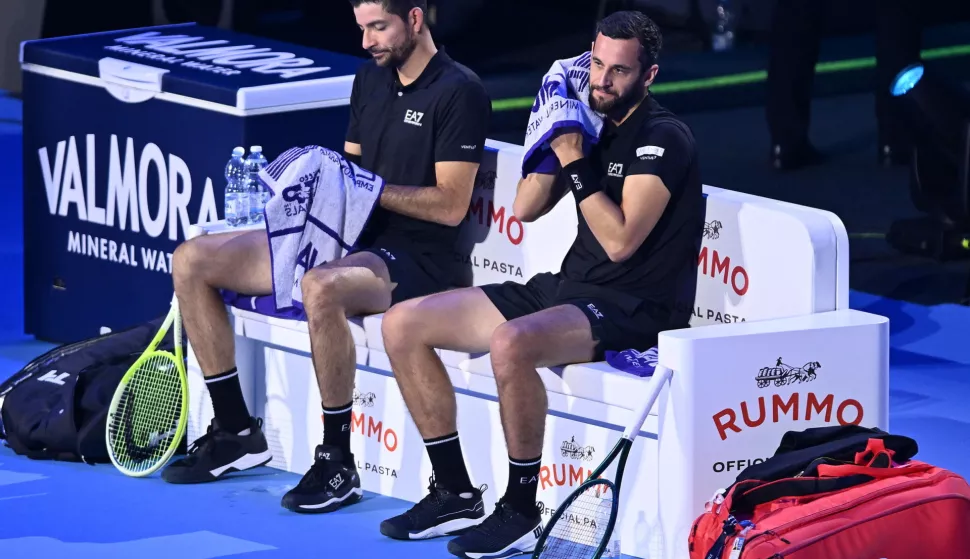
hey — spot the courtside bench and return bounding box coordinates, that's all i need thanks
[185,139,889,559]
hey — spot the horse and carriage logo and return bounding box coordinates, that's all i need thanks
[756,358,822,388]
[703,220,723,240]
[560,436,595,461]
[353,389,376,408]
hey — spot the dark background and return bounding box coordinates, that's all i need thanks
[32,0,970,306]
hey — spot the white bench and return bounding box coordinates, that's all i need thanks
[185,139,889,559]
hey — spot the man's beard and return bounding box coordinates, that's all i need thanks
[590,80,646,118]
[371,28,418,68]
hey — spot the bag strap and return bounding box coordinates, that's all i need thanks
[732,438,923,511]
[855,437,893,467]
[816,438,932,478]
[734,474,876,511]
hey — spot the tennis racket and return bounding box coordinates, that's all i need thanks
[532,364,674,559]
[105,293,188,477]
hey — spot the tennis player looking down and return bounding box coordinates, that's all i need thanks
[378,11,704,558]
[162,0,491,516]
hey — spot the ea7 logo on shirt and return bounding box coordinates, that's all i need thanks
[404,109,424,126]
[607,162,624,178]
[636,145,665,160]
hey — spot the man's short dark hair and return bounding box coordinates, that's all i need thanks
[595,10,663,70]
[350,0,428,23]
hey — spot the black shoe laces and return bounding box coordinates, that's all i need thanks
[406,477,444,523]
[181,424,217,463]
[182,418,255,464]
[299,456,337,487]
[474,500,514,538]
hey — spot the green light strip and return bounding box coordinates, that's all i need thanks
[492,43,970,112]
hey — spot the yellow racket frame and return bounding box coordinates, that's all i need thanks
[105,295,188,477]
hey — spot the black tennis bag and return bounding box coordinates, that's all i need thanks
[0,316,178,464]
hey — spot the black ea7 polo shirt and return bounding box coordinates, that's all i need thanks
[559,96,704,321]
[346,49,491,258]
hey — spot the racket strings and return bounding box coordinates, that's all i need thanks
[538,482,616,558]
[106,353,183,473]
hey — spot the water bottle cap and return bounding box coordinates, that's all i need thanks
[251,146,262,153]
[232,147,245,156]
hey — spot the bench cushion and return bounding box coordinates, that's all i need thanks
[223,292,368,348]
[222,291,304,320]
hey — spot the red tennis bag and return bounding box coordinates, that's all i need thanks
[689,438,970,559]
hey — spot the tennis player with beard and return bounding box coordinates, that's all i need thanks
[377,10,704,558]
[161,0,491,517]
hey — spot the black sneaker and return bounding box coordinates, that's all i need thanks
[161,417,272,484]
[380,478,487,540]
[280,445,363,513]
[447,500,543,559]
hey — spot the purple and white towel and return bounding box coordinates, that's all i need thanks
[260,146,384,313]
[521,51,604,177]
[605,346,660,378]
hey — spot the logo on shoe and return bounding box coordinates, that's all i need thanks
[329,472,344,490]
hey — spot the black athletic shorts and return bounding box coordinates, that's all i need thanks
[479,272,668,361]
[349,237,450,305]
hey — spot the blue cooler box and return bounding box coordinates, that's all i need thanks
[21,23,364,343]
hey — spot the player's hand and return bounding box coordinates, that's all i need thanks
[550,129,584,167]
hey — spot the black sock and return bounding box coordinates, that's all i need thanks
[425,433,474,494]
[205,368,250,434]
[322,402,353,463]
[506,455,542,517]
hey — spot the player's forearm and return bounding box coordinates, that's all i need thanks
[578,195,631,260]
[558,154,633,261]
[379,183,468,227]
[512,174,563,222]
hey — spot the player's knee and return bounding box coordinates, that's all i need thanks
[301,268,343,313]
[382,301,423,354]
[172,239,208,288]
[490,321,536,368]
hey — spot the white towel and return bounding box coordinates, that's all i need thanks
[259,146,384,312]
[521,51,604,177]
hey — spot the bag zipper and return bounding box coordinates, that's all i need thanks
[771,492,970,557]
[742,469,950,549]
[690,488,728,553]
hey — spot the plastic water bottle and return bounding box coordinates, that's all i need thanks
[712,0,735,52]
[246,146,270,224]
[224,147,250,227]
[602,533,622,558]
[595,495,622,558]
